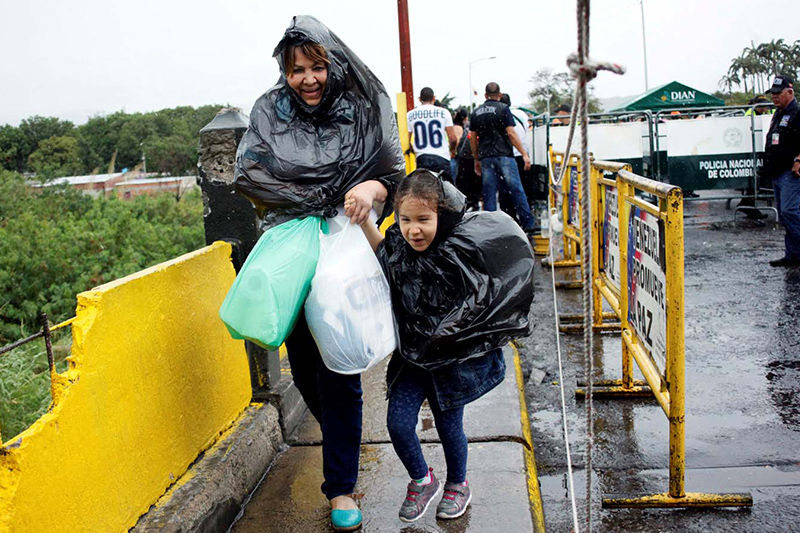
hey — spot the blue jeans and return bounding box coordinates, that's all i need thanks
[774,170,800,260]
[416,154,452,183]
[387,365,468,484]
[286,312,363,499]
[480,156,534,229]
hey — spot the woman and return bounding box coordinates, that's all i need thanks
[234,15,405,531]
[449,107,467,182]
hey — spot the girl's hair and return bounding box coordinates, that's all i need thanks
[283,42,330,72]
[394,170,455,213]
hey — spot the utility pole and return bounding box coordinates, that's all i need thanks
[397,0,414,111]
[469,56,496,111]
[640,0,649,91]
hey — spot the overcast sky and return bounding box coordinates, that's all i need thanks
[1,0,797,126]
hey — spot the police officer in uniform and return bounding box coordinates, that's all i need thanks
[764,75,800,267]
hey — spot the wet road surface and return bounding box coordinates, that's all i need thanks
[519,194,800,532]
[230,348,537,532]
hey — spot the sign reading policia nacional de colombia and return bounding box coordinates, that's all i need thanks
[612,81,767,191]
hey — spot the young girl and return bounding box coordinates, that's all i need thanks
[358,169,533,522]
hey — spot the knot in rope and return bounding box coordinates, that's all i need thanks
[566,52,626,82]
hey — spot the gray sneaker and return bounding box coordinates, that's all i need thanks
[398,468,443,523]
[436,480,472,519]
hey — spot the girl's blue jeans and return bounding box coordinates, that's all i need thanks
[387,365,468,484]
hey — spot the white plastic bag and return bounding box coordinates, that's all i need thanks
[305,213,397,374]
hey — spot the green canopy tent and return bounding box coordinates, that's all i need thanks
[609,81,725,112]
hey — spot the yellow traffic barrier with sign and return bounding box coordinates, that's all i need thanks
[576,168,752,509]
[587,160,629,332]
[547,149,584,292]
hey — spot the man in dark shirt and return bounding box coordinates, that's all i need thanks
[469,82,535,231]
[763,76,800,267]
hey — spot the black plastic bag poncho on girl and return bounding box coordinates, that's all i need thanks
[378,184,535,371]
[234,15,405,218]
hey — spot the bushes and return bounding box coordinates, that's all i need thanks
[0,337,70,441]
[0,170,204,343]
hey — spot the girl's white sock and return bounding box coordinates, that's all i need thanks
[414,470,432,486]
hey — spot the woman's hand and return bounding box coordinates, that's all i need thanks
[344,181,388,224]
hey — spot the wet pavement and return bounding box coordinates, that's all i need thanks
[518,192,800,532]
[230,347,537,532]
[227,192,799,532]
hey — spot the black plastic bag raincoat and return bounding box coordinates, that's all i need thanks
[234,15,405,218]
[378,182,535,371]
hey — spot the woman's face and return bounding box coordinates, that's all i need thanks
[398,197,438,252]
[287,48,328,106]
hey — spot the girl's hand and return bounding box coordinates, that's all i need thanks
[344,181,388,224]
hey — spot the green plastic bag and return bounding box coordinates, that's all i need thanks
[219,216,323,350]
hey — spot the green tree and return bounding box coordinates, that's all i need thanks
[527,68,601,114]
[712,90,752,107]
[143,135,197,178]
[724,40,800,96]
[115,114,157,171]
[76,114,120,174]
[0,125,25,172]
[18,116,75,172]
[0,169,204,344]
[27,136,84,179]
[718,73,740,94]
[436,92,457,115]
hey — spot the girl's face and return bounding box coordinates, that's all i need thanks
[397,197,438,252]
[287,48,328,106]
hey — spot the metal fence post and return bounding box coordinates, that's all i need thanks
[665,187,686,499]
[39,313,57,400]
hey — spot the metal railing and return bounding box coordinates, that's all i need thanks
[573,166,752,509]
[545,149,584,292]
[0,313,74,442]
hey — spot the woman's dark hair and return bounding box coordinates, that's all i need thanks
[453,107,468,126]
[394,169,457,213]
[283,41,330,73]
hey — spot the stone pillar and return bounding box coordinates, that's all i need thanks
[198,108,256,265]
[198,108,281,396]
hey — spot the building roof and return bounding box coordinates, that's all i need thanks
[114,176,195,186]
[35,172,125,187]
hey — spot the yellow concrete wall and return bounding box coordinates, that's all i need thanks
[0,242,251,533]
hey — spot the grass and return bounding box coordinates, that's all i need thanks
[0,332,70,443]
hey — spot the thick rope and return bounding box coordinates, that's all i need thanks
[548,3,626,529]
[572,1,626,530]
[575,1,595,530]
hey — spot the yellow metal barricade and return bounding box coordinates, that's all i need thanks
[378,92,415,234]
[580,168,752,509]
[589,161,628,331]
[547,149,583,292]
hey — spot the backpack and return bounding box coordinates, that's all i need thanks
[456,129,473,161]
